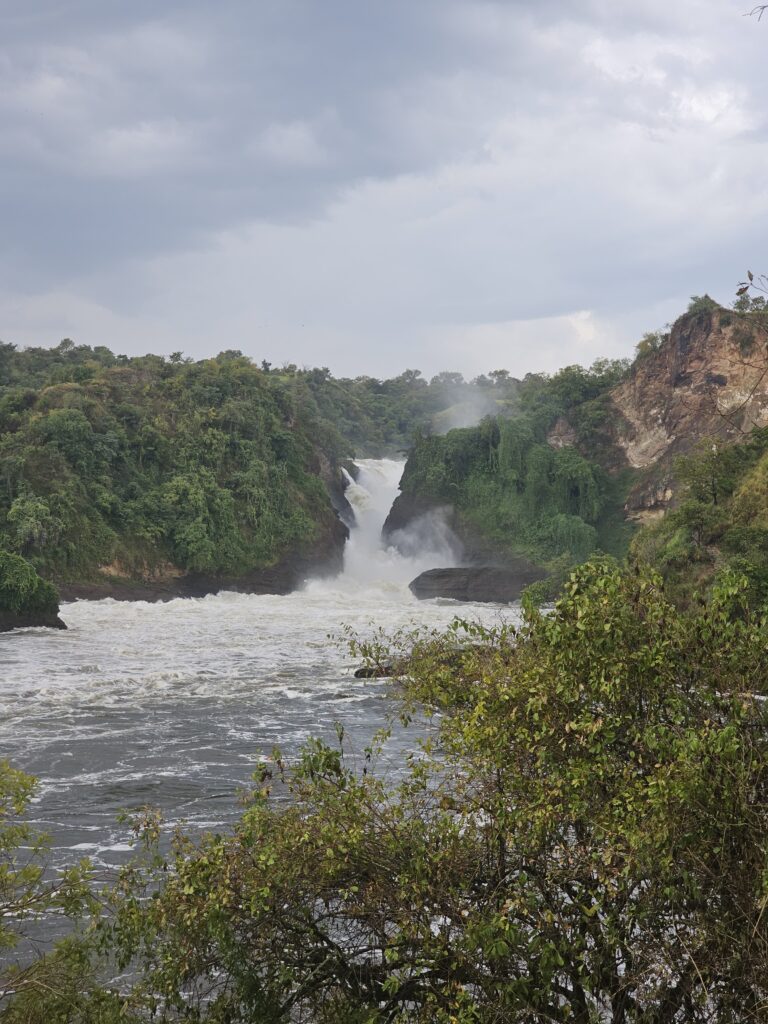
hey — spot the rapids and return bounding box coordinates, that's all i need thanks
[0,459,517,878]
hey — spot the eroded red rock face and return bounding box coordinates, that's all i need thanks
[613,310,768,467]
[609,309,768,518]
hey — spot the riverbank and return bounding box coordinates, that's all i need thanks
[56,527,348,603]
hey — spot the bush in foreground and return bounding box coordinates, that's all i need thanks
[3,563,768,1022]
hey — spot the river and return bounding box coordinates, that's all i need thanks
[0,460,518,880]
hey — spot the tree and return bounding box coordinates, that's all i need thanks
[635,330,666,358]
[0,550,60,621]
[687,294,719,315]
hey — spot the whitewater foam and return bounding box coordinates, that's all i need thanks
[0,458,517,888]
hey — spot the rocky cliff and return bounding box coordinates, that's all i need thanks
[608,307,768,520]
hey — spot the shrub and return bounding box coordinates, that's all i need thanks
[0,550,59,616]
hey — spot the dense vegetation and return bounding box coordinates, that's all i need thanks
[9,296,749,590]
[6,287,768,1018]
[391,290,768,590]
[0,761,92,961]
[0,551,60,622]
[2,562,768,1021]
[633,428,768,605]
[0,349,338,581]
[394,359,633,573]
[0,340,520,584]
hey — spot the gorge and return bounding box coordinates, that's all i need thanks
[4,298,768,1018]
[5,300,768,852]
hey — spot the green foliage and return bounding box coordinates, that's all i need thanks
[0,344,526,583]
[13,563,768,1021]
[630,429,768,607]
[5,496,62,553]
[0,767,106,1021]
[397,360,634,568]
[732,290,768,318]
[515,358,630,437]
[687,294,720,315]
[634,329,668,358]
[0,354,344,579]
[0,550,59,616]
[727,285,768,354]
[0,760,94,997]
[277,365,520,458]
[0,940,132,1024]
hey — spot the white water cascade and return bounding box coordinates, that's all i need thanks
[331,458,458,589]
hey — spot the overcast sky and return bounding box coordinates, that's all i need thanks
[1,1,766,379]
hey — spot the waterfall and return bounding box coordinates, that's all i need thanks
[341,459,406,584]
[330,458,459,590]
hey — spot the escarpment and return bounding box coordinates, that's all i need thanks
[608,307,768,519]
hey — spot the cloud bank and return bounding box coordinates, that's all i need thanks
[1,0,766,377]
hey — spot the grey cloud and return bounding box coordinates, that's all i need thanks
[1,0,493,280]
[0,0,766,375]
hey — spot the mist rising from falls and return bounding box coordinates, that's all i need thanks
[335,458,459,589]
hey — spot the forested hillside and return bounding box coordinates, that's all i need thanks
[633,427,768,605]
[4,291,768,603]
[385,358,633,575]
[0,339,519,596]
[387,294,768,599]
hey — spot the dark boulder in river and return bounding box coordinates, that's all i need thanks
[354,661,398,678]
[409,564,545,604]
[0,608,66,632]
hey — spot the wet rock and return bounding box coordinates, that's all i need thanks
[354,661,398,678]
[383,492,452,540]
[0,609,66,632]
[316,453,355,528]
[409,564,545,604]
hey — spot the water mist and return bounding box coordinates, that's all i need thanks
[339,459,460,588]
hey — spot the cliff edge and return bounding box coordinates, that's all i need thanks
[609,306,768,519]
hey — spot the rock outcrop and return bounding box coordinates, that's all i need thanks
[612,309,768,465]
[544,308,768,522]
[388,307,768,562]
[316,454,356,528]
[383,492,450,540]
[609,307,768,519]
[409,563,544,604]
[0,608,66,632]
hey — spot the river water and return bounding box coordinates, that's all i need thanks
[0,460,517,880]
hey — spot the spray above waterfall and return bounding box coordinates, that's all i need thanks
[336,459,460,589]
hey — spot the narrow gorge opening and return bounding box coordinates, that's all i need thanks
[334,458,459,590]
